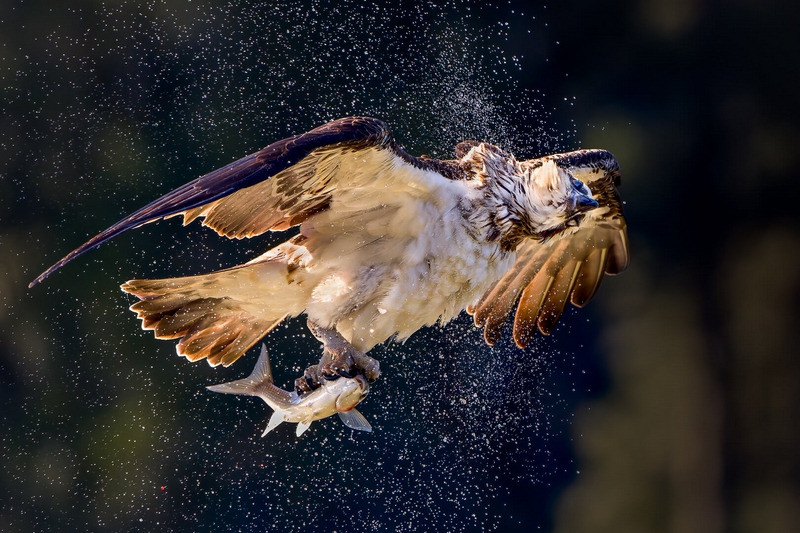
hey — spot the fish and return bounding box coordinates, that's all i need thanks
[206,344,372,437]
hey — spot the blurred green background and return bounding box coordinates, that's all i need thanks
[2,0,799,532]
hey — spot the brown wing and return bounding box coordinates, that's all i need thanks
[468,149,629,348]
[30,117,463,287]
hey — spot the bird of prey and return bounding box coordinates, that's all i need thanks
[31,117,628,394]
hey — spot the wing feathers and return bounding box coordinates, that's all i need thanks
[469,149,628,345]
[536,260,580,335]
[570,248,608,308]
[472,245,549,328]
[512,270,555,348]
[477,244,556,345]
[30,117,459,287]
[605,228,630,275]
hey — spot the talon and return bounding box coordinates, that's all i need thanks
[307,319,382,384]
[295,376,313,394]
[320,360,352,380]
[294,364,322,395]
[319,348,356,381]
[336,366,356,379]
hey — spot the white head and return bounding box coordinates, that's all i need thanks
[461,143,599,249]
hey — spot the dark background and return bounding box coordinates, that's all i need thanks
[2,0,798,531]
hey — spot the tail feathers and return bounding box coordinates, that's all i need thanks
[122,273,285,367]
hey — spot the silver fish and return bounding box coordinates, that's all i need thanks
[206,344,371,437]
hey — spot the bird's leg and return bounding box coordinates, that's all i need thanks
[308,319,381,382]
[294,320,381,395]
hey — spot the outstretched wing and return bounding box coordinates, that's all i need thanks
[468,149,629,348]
[30,117,462,287]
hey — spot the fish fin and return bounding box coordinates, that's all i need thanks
[296,422,312,436]
[338,409,372,432]
[206,344,272,396]
[206,381,255,395]
[250,344,273,383]
[262,410,285,437]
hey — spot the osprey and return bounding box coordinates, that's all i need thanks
[31,117,629,393]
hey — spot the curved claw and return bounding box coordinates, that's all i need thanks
[295,364,322,395]
[320,358,356,380]
[321,368,339,381]
[334,367,357,379]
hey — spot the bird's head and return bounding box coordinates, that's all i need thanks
[515,158,599,238]
[461,143,599,250]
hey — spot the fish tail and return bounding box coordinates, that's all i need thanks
[207,345,296,437]
[205,344,274,397]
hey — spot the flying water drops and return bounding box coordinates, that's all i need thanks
[3,1,587,531]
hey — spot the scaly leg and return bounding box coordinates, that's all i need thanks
[294,319,381,395]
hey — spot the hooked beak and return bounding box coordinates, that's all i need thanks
[573,193,599,213]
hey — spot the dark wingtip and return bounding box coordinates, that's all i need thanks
[27,217,142,289]
[29,255,73,288]
[29,246,93,288]
[27,117,412,289]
